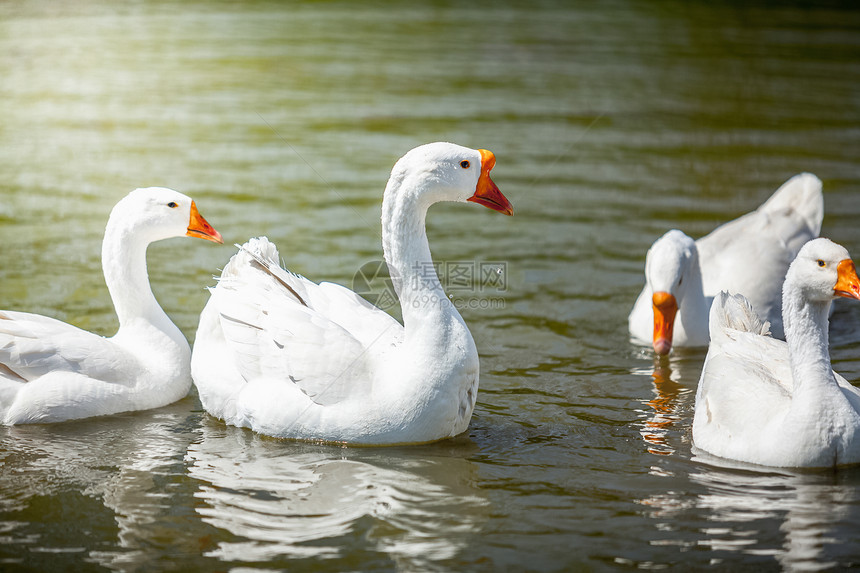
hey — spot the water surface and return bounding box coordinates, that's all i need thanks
[1,1,860,570]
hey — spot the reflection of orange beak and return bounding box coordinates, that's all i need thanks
[187,201,223,244]
[652,291,678,355]
[467,149,514,216]
[835,259,860,300]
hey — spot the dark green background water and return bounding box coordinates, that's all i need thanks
[2,1,860,570]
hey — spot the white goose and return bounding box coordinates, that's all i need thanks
[629,173,823,354]
[692,238,860,468]
[191,142,513,445]
[0,187,223,424]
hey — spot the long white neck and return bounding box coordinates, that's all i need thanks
[101,219,185,348]
[381,172,463,334]
[782,281,835,394]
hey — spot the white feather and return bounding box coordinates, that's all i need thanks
[191,143,508,445]
[0,187,221,424]
[630,173,823,351]
[693,239,860,468]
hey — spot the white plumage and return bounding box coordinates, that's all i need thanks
[692,238,860,468]
[191,142,513,445]
[629,173,823,354]
[0,187,222,424]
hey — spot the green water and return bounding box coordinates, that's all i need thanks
[2,1,860,570]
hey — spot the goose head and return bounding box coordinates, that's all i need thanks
[387,142,513,215]
[785,238,860,302]
[108,187,223,245]
[644,230,698,355]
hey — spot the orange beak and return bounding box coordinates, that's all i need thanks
[186,201,223,244]
[835,259,860,300]
[467,149,513,216]
[652,291,678,355]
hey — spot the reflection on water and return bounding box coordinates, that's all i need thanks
[0,402,202,571]
[638,458,860,571]
[694,466,858,572]
[0,409,490,571]
[632,353,860,570]
[185,421,489,567]
[633,355,698,457]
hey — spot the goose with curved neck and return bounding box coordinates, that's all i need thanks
[380,155,444,324]
[692,238,860,468]
[0,187,223,424]
[382,149,504,334]
[191,142,513,445]
[102,207,186,350]
[629,173,823,354]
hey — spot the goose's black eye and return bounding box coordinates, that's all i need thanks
[460,160,470,169]
[167,202,178,208]
[817,259,826,267]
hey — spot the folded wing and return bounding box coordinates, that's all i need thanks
[0,311,138,384]
[212,238,403,406]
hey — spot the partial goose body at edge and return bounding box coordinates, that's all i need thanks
[692,239,860,468]
[0,187,223,425]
